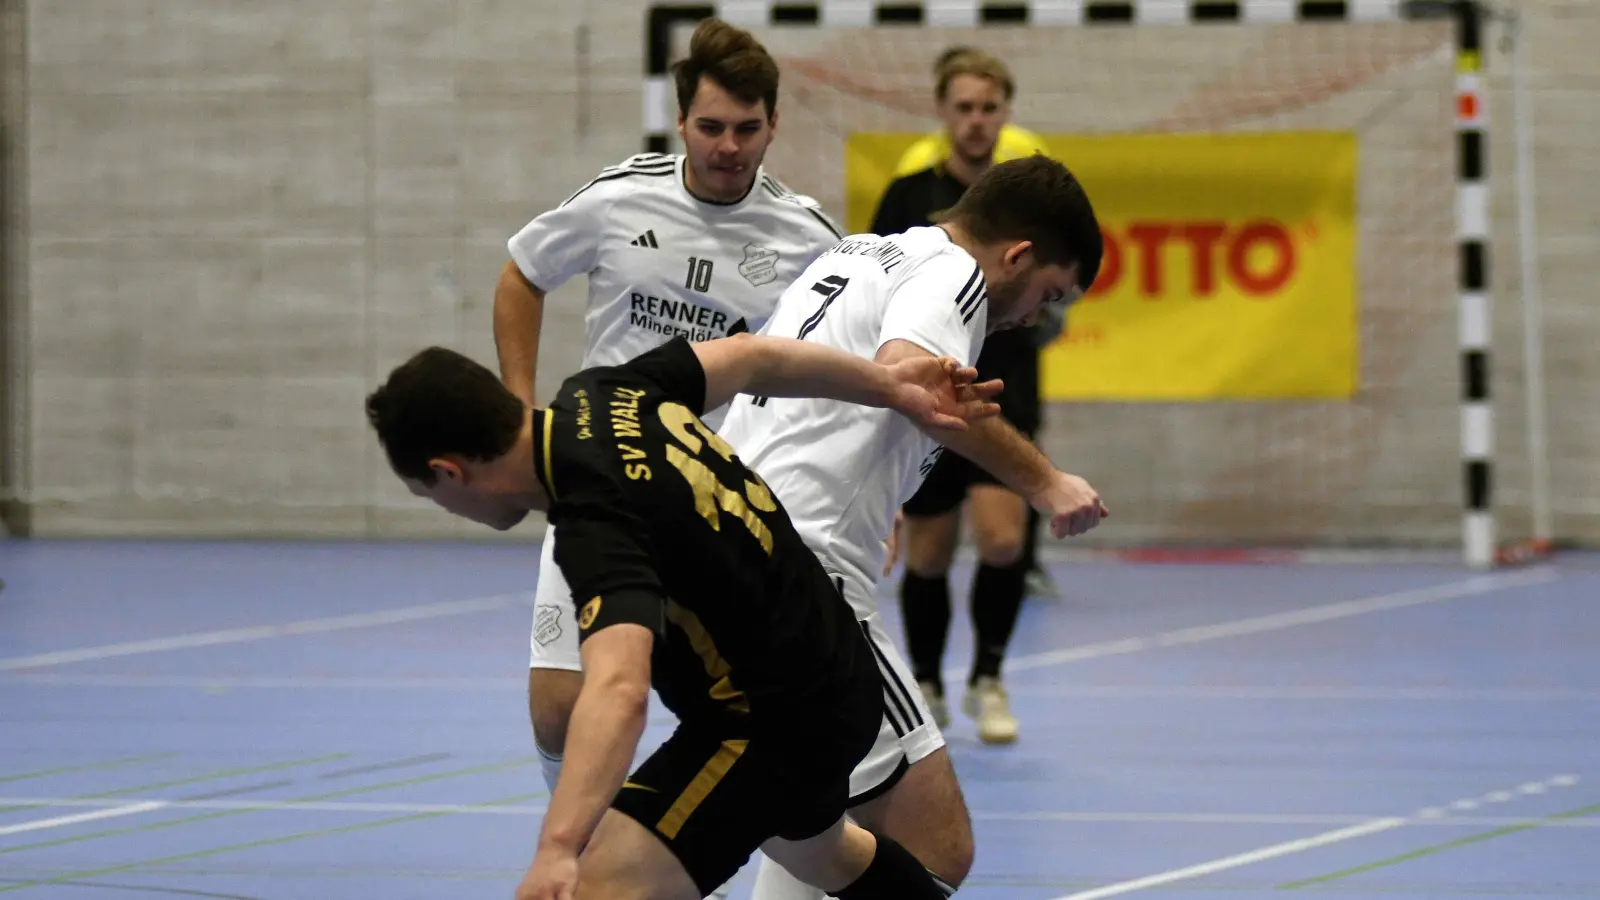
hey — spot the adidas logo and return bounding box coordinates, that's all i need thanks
[629,230,659,248]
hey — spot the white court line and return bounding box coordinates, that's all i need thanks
[10,676,1597,703]
[968,568,1557,681]
[1056,818,1410,899]
[0,674,531,689]
[0,801,169,836]
[1048,773,1581,900]
[1006,685,1600,701]
[0,592,533,672]
[1,795,1596,828]
[0,571,1556,682]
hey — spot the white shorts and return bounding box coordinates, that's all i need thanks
[833,573,946,804]
[526,530,945,803]
[528,526,583,672]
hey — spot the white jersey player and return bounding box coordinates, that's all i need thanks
[505,150,839,427]
[721,157,1109,900]
[491,16,842,810]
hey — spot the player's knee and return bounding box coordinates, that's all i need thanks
[928,811,975,886]
[969,488,1027,567]
[528,667,584,754]
[903,513,960,576]
[973,525,1024,567]
[854,753,975,887]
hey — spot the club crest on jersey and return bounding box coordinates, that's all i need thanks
[533,605,564,646]
[738,242,780,287]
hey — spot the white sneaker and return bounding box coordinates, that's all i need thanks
[963,676,1019,745]
[1025,567,1061,601]
[918,680,951,729]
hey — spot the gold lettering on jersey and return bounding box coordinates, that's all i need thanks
[575,390,593,440]
[658,403,736,461]
[744,475,776,513]
[665,444,721,528]
[663,599,749,714]
[611,387,645,440]
[664,445,774,555]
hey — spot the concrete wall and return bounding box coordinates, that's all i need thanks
[2,0,1596,547]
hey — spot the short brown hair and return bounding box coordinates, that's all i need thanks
[943,155,1103,292]
[366,347,524,485]
[672,18,780,120]
[935,49,1015,103]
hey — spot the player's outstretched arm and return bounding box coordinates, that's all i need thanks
[876,337,1109,538]
[520,622,654,900]
[694,333,1002,432]
[494,260,548,406]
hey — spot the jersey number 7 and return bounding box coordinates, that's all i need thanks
[751,275,851,407]
[658,402,780,555]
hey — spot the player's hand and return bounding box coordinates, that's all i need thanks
[1033,471,1109,538]
[882,509,905,576]
[514,845,579,900]
[885,356,1004,431]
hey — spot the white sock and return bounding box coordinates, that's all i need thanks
[536,741,563,793]
[750,853,826,900]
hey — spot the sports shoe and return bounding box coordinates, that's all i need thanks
[963,676,1019,744]
[1025,566,1061,601]
[918,680,951,729]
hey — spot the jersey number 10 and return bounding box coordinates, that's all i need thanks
[684,257,714,292]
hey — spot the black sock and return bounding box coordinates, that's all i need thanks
[832,834,954,899]
[969,559,1029,685]
[899,571,951,691]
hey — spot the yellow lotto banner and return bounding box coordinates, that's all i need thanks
[844,132,1360,400]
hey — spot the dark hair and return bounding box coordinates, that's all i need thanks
[942,155,1104,293]
[672,17,780,120]
[934,49,1015,103]
[365,347,525,485]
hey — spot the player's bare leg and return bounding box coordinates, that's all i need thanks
[527,667,584,789]
[962,484,1028,744]
[571,809,703,900]
[899,511,961,727]
[761,816,955,899]
[747,749,973,900]
[848,748,974,888]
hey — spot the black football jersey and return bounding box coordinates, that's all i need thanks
[533,337,871,728]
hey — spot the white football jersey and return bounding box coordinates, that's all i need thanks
[719,226,989,611]
[507,152,843,427]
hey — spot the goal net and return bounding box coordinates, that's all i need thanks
[669,16,1463,550]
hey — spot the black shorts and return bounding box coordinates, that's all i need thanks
[903,330,1041,519]
[610,680,881,894]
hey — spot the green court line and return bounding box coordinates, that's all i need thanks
[0,790,545,893]
[0,753,350,815]
[1280,799,1600,889]
[0,755,539,856]
[0,753,180,785]
[82,754,352,800]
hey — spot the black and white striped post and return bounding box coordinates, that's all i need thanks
[1451,2,1494,569]
[644,0,1495,567]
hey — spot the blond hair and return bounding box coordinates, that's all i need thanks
[934,49,1015,103]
